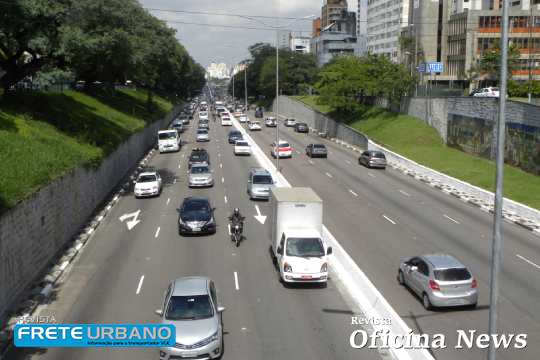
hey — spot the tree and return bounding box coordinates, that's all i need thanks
[469,42,521,86]
[0,0,72,90]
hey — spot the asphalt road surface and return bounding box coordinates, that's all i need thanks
[243,110,540,360]
[5,111,381,360]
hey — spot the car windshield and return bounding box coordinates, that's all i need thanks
[137,175,156,182]
[165,295,213,320]
[253,175,272,184]
[372,152,385,158]
[279,143,290,148]
[286,237,325,257]
[191,166,209,174]
[236,141,248,146]
[229,132,241,137]
[434,268,472,281]
[159,132,176,140]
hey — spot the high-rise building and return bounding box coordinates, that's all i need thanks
[312,17,322,37]
[366,0,410,62]
[312,0,358,65]
[445,0,540,85]
[357,0,368,55]
[206,63,230,79]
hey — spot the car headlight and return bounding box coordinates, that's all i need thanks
[321,263,328,273]
[284,262,292,272]
[191,331,219,348]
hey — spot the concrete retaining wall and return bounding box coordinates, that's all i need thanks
[275,96,369,149]
[0,105,181,323]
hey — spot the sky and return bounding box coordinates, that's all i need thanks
[140,0,357,68]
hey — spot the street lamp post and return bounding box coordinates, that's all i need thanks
[275,29,280,172]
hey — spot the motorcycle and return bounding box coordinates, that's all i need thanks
[230,220,243,247]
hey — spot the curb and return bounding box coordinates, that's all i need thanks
[0,147,157,357]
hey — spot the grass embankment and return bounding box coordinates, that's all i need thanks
[292,95,540,210]
[0,89,173,212]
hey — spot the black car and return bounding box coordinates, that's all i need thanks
[178,115,190,125]
[255,107,264,118]
[359,150,387,169]
[178,197,216,235]
[170,121,184,133]
[188,148,210,168]
[306,144,328,158]
[294,122,309,133]
[228,130,243,144]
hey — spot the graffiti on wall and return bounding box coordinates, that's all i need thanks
[447,114,540,175]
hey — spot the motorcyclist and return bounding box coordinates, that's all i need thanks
[228,208,245,234]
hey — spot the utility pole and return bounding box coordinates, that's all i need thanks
[232,73,235,101]
[488,0,509,358]
[528,4,533,104]
[275,29,280,173]
[414,0,419,96]
[244,65,248,111]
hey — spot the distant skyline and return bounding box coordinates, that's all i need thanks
[140,0,357,67]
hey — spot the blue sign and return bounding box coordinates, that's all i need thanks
[417,63,426,73]
[427,62,444,73]
[13,324,176,347]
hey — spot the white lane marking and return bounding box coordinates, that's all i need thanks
[382,215,396,225]
[136,275,145,295]
[326,172,333,178]
[221,177,225,183]
[349,189,358,197]
[173,178,177,184]
[399,190,411,197]
[220,163,223,169]
[443,214,460,224]
[345,160,351,165]
[516,254,540,270]
[218,153,221,157]
[178,164,181,169]
[368,173,376,178]
[308,160,314,165]
[182,154,185,158]
[224,195,228,204]
[166,198,170,205]
[154,227,160,238]
[234,272,240,290]
[228,223,231,235]
[295,150,300,154]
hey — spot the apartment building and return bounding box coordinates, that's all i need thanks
[367,0,410,61]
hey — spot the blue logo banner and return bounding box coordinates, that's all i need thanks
[14,324,175,347]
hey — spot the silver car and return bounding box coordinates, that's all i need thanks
[197,129,210,142]
[189,164,214,187]
[398,254,478,310]
[247,168,274,200]
[156,277,225,360]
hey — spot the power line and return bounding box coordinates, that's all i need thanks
[145,7,314,22]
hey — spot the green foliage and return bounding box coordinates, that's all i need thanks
[0,89,173,212]
[315,54,415,113]
[508,80,540,97]
[469,42,521,84]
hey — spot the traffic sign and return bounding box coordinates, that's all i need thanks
[427,62,444,73]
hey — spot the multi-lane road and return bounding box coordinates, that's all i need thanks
[7,101,540,360]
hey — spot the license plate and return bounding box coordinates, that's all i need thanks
[301,275,312,279]
[192,228,201,232]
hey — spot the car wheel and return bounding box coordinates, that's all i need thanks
[397,270,405,285]
[422,293,433,310]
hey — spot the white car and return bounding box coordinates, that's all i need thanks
[271,140,293,158]
[473,87,500,98]
[199,111,209,120]
[134,171,162,198]
[234,111,243,118]
[234,140,251,156]
[265,117,277,127]
[196,128,210,142]
[248,121,262,131]
[284,118,296,127]
[221,116,233,126]
[238,115,248,123]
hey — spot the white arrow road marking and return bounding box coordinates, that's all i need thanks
[516,254,540,270]
[136,275,145,295]
[349,189,358,197]
[166,198,170,205]
[119,210,141,230]
[234,272,239,290]
[326,172,333,178]
[154,227,160,238]
[382,214,396,225]
[399,190,411,197]
[254,205,267,224]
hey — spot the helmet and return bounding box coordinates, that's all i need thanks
[233,208,240,216]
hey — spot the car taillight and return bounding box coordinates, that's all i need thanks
[429,280,440,291]
[471,278,477,288]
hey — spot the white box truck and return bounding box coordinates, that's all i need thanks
[270,187,332,285]
[157,129,180,153]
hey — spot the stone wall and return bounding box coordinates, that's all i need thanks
[0,105,181,322]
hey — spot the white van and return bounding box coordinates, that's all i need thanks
[158,130,180,153]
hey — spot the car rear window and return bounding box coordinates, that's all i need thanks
[372,152,385,158]
[253,175,272,184]
[236,141,248,146]
[313,144,326,149]
[279,143,290,148]
[434,268,472,281]
[159,132,176,140]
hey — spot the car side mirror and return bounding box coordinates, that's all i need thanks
[277,246,283,255]
[155,309,163,316]
[327,246,333,255]
[217,306,226,313]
